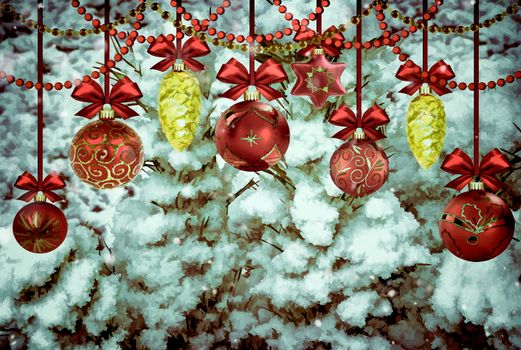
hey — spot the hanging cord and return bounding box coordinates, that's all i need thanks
[249,0,255,85]
[474,0,480,174]
[176,0,182,58]
[37,0,43,190]
[356,0,362,124]
[316,0,322,35]
[104,0,110,101]
[422,0,428,71]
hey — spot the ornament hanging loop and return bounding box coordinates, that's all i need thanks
[173,62,186,72]
[469,179,485,191]
[244,90,260,101]
[354,128,366,140]
[99,104,115,120]
[419,83,431,95]
[34,192,47,202]
[313,48,324,56]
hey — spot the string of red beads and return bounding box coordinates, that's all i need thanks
[378,0,521,91]
[0,1,147,90]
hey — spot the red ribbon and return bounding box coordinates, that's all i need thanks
[71,77,143,119]
[147,35,210,72]
[329,105,389,141]
[441,148,511,192]
[395,60,455,96]
[14,171,66,202]
[294,26,345,57]
[216,58,288,101]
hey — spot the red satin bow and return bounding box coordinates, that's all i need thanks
[71,77,143,119]
[329,105,390,141]
[441,148,511,192]
[147,35,210,72]
[14,171,66,202]
[395,60,455,96]
[216,58,288,101]
[294,26,344,57]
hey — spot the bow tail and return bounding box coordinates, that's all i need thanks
[363,128,386,141]
[332,128,355,141]
[220,85,248,100]
[445,175,473,191]
[430,84,453,96]
[399,83,422,96]
[183,58,206,72]
[42,191,64,203]
[151,59,176,72]
[256,86,284,101]
[112,103,140,120]
[17,192,37,202]
[75,103,104,119]
[481,176,505,192]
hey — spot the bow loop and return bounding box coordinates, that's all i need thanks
[14,171,66,203]
[395,59,455,96]
[294,26,344,57]
[441,148,511,191]
[148,35,210,72]
[329,105,389,141]
[71,77,143,119]
[217,58,288,101]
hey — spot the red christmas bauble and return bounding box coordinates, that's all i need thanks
[439,190,515,262]
[12,202,68,254]
[69,120,144,189]
[214,100,290,171]
[330,138,389,197]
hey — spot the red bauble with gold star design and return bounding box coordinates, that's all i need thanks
[12,201,68,254]
[291,48,346,108]
[214,99,290,171]
[69,110,144,189]
[439,188,515,262]
[330,135,389,197]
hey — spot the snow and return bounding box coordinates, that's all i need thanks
[0,0,519,348]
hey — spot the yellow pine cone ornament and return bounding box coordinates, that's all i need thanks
[406,85,446,169]
[158,66,202,151]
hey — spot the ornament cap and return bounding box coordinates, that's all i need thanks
[173,62,186,72]
[99,107,116,120]
[34,192,47,202]
[313,47,325,56]
[354,128,366,140]
[243,90,260,101]
[469,180,485,191]
[419,83,432,95]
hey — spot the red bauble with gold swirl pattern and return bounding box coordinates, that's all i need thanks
[439,189,515,262]
[69,114,144,189]
[330,138,389,197]
[12,202,68,254]
[214,99,290,172]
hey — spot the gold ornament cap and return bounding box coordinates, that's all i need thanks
[354,127,366,140]
[173,62,186,72]
[99,104,116,120]
[313,47,325,56]
[419,83,432,95]
[244,90,260,101]
[468,180,485,191]
[34,192,47,202]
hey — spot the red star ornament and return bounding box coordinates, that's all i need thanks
[291,52,346,108]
